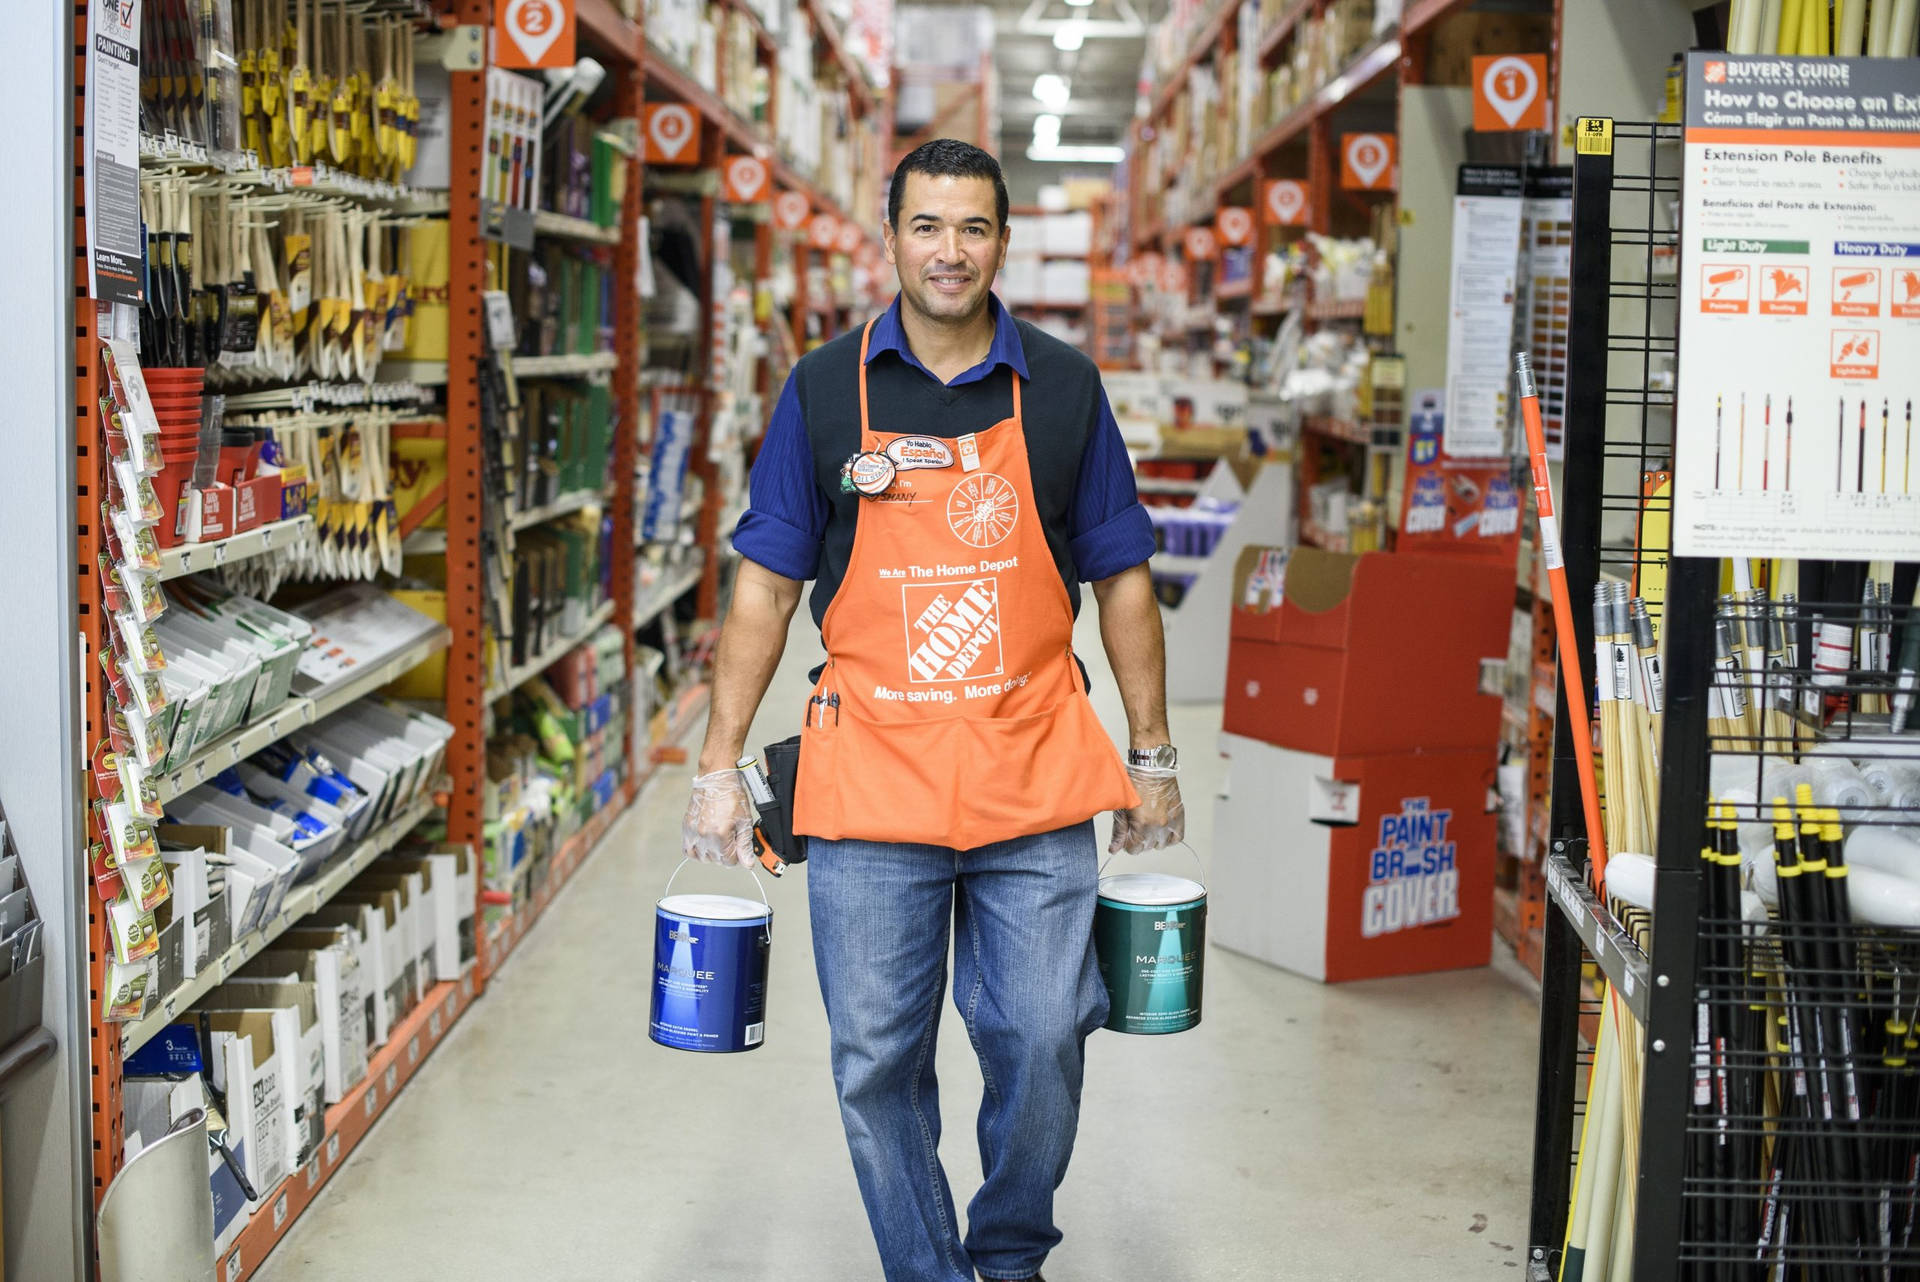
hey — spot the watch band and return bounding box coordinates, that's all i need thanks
[1126,745,1178,770]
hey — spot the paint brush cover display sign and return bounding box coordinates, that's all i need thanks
[1672,53,1920,559]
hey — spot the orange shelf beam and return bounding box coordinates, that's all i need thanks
[576,0,643,64]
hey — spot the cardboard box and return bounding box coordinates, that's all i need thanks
[206,1009,291,1206]
[276,927,376,1083]
[1210,732,1497,982]
[301,902,400,1045]
[383,845,477,978]
[208,985,325,1167]
[348,870,433,997]
[1224,546,1514,757]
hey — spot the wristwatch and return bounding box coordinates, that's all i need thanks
[1126,745,1179,770]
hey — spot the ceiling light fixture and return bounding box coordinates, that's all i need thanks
[1053,22,1085,49]
[1033,113,1062,141]
[1026,143,1125,163]
[1032,73,1072,112]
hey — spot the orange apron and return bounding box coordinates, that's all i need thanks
[793,318,1139,849]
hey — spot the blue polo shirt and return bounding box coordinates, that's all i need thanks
[734,296,1154,628]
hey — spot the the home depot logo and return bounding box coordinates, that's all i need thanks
[902,577,1003,683]
[1361,797,1462,939]
[1704,60,1728,83]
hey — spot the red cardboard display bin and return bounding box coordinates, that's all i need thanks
[1210,731,1497,982]
[1223,546,1515,758]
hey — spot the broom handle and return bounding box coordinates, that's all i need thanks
[1518,351,1611,884]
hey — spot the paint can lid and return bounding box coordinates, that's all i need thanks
[1098,873,1206,906]
[658,894,771,922]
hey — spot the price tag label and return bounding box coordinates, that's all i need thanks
[326,1133,341,1166]
[1624,970,1637,997]
[483,292,518,352]
[364,1086,379,1117]
[385,1064,398,1094]
[226,1251,244,1282]
[306,1159,320,1190]
[429,1009,443,1038]
[408,1036,420,1066]
[274,1191,290,1229]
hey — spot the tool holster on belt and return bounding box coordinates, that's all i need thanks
[748,735,809,876]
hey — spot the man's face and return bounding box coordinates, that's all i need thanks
[883,172,1009,326]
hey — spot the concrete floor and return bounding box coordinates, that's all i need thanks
[259,610,1543,1281]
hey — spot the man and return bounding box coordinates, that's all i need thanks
[681,138,1183,1282]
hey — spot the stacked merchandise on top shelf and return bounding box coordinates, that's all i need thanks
[1004,206,1097,352]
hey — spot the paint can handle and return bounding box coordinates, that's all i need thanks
[663,857,774,925]
[1099,841,1206,890]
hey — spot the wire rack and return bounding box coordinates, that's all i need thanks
[1528,119,1682,1275]
[1528,118,1920,1281]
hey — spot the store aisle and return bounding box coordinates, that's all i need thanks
[259,609,1540,1282]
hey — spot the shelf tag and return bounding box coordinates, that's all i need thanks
[483,292,518,352]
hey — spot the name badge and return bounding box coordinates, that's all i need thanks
[957,434,981,473]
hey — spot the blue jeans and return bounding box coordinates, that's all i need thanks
[808,821,1109,1282]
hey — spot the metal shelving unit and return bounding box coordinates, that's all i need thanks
[152,631,452,805]
[117,795,442,1056]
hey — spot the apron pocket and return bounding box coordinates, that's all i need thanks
[795,696,1134,849]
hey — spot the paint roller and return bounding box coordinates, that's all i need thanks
[1861,760,1920,813]
[542,59,607,132]
[1806,756,1878,821]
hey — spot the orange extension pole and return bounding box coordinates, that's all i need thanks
[1516,351,1610,886]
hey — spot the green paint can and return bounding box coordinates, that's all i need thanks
[1094,863,1207,1036]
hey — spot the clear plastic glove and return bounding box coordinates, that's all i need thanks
[1109,765,1186,855]
[682,770,758,868]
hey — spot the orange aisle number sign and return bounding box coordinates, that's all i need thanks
[1264,179,1309,226]
[1216,206,1254,247]
[834,221,864,254]
[1472,54,1549,132]
[1341,133,1397,191]
[723,156,770,203]
[1129,253,1161,287]
[808,213,841,250]
[773,190,812,231]
[644,104,701,165]
[1183,226,1218,260]
[497,0,575,69]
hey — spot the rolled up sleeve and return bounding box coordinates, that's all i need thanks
[731,373,826,581]
[1068,388,1156,581]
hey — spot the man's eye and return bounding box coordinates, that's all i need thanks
[965,227,986,237]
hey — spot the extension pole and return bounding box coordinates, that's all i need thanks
[1519,351,1610,883]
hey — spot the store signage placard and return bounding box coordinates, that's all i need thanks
[722,156,770,204]
[773,189,811,231]
[643,104,700,165]
[808,212,841,250]
[1216,206,1255,246]
[496,0,575,69]
[1183,226,1218,260]
[834,221,864,254]
[1671,53,1920,559]
[1443,165,1525,458]
[1399,389,1524,557]
[1157,257,1186,295]
[1264,179,1309,227]
[1511,169,1573,461]
[1472,54,1548,132]
[86,0,144,305]
[1340,133,1397,191]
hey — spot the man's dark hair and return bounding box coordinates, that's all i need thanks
[887,139,1009,233]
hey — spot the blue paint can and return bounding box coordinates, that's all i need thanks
[650,869,773,1054]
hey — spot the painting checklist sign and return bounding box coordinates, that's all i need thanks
[1673,52,1920,559]
[1443,166,1525,458]
[86,0,143,306]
